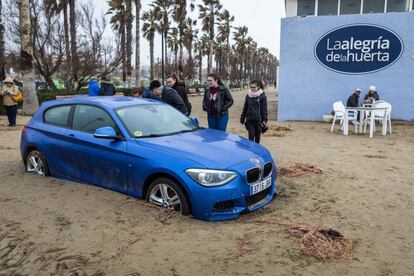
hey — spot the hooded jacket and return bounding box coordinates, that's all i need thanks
[202,85,234,117]
[172,82,192,115]
[100,80,116,96]
[88,80,100,96]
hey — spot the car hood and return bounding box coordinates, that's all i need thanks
[135,128,270,169]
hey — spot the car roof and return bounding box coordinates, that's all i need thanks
[41,96,162,109]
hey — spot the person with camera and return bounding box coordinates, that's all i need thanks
[240,80,268,144]
[1,77,20,127]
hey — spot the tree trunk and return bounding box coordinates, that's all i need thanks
[19,0,38,115]
[149,38,154,80]
[135,0,141,86]
[0,0,6,80]
[126,0,132,87]
[69,0,78,88]
[198,52,202,83]
[63,5,71,88]
[121,23,126,82]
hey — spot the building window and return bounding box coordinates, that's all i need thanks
[318,0,339,15]
[363,0,385,13]
[340,0,362,14]
[297,0,315,16]
[387,0,410,12]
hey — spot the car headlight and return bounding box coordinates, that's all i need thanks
[185,169,237,187]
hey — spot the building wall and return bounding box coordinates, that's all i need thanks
[278,11,414,121]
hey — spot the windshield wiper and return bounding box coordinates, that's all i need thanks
[135,128,201,138]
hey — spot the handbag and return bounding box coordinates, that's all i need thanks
[11,90,24,103]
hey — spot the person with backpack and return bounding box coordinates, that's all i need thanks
[240,80,268,144]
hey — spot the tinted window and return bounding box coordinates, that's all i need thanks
[340,0,361,14]
[318,0,338,15]
[297,0,315,15]
[44,105,71,126]
[387,0,409,12]
[72,105,117,134]
[363,0,385,13]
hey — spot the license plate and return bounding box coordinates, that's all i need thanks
[250,177,272,195]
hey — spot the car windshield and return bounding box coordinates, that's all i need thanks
[116,104,199,138]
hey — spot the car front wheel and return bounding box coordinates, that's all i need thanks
[146,178,191,215]
[26,150,49,176]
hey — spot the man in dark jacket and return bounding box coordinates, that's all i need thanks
[364,85,380,103]
[100,76,116,96]
[149,80,188,115]
[167,76,192,116]
[347,88,361,107]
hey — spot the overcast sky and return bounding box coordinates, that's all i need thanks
[90,0,286,66]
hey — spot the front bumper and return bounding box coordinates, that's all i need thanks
[182,160,277,221]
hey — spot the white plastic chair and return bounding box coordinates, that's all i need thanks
[330,101,358,133]
[363,101,392,134]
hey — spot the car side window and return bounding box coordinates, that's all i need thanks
[72,105,117,134]
[44,105,72,126]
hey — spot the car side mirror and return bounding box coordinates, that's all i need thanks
[94,127,122,140]
[190,117,199,127]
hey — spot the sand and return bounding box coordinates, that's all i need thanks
[0,89,413,275]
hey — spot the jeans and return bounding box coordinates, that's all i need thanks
[207,112,229,131]
[245,120,261,143]
[5,105,17,126]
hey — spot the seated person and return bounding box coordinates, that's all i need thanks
[347,88,361,107]
[364,85,380,104]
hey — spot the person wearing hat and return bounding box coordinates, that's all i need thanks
[364,85,380,104]
[0,77,19,126]
[347,88,361,108]
[147,80,188,115]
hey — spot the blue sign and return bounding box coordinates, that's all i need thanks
[314,24,403,74]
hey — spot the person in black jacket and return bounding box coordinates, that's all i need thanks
[364,85,380,103]
[149,80,188,115]
[346,88,361,107]
[100,76,116,96]
[240,80,268,144]
[166,75,192,116]
[202,73,234,131]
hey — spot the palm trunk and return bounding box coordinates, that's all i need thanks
[149,38,154,80]
[198,52,202,83]
[19,0,39,115]
[0,0,6,80]
[121,24,126,82]
[135,0,141,86]
[126,0,132,86]
[63,5,71,86]
[69,0,78,87]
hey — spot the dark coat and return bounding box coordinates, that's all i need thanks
[346,93,360,107]
[172,82,192,116]
[162,86,188,115]
[100,81,116,96]
[364,91,380,101]
[241,93,268,123]
[202,85,234,117]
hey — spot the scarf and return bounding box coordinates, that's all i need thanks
[248,89,264,98]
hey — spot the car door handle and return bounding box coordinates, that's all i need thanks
[68,133,75,137]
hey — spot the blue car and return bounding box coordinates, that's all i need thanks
[20,96,277,221]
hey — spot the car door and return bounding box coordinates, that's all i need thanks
[65,104,129,191]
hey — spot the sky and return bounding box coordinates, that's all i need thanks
[88,0,286,66]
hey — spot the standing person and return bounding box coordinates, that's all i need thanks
[88,78,100,96]
[364,85,380,103]
[148,80,188,115]
[202,73,234,131]
[346,88,361,107]
[240,80,268,143]
[0,77,19,127]
[100,76,116,96]
[166,74,192,116]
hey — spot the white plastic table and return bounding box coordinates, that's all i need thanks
[344,107,388,138]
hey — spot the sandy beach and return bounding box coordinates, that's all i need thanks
[0,89,413,275]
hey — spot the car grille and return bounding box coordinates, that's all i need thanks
[245,187,272,208]
[263,162,273,178]
[246,167,260,183]
[213,200,234,212]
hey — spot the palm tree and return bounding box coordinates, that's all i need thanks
[0,0,5,80]
[108,0,127,81]
[19,0,39,115]
[194,33,209,82]
[182,17,197,79]
[198,0,222,74]
[233,25,248,84]
[167,27,179,72]
[125,0,133,85]
[135,0,141,86]
[217,9,233,80]
[142,9,158,80]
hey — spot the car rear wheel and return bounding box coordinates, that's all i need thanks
[146,178,191,215]
[26,150,49,176]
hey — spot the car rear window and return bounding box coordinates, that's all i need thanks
[44,105,71,126]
